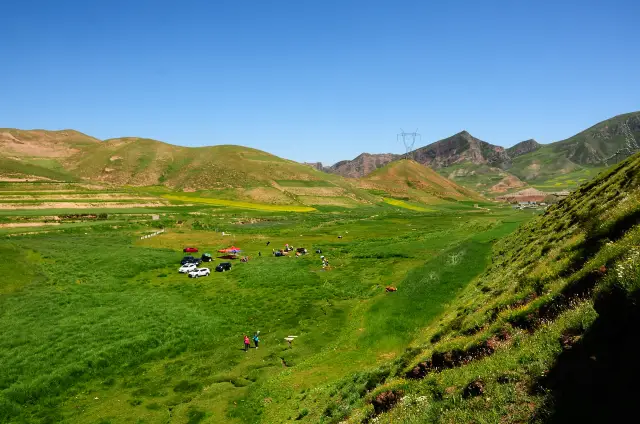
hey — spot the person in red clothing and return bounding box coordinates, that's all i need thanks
[243,335,250,352]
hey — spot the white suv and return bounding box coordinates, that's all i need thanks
[188,268,210,278]
[178,263,197,273]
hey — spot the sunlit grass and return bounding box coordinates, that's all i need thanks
[383,197,434,212]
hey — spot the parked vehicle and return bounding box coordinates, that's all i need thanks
[181,256,202,266]
[188,268,210,278]
[215,262,232,272]
[201,253,213,262]
[178,263,198,273]
[183,247,199,253]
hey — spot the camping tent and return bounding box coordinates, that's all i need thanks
[218,246,241,253]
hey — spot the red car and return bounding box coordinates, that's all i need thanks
[183,247,198,253]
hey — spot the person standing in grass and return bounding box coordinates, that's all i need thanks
[244,335,250,352]
[253,332,260,349]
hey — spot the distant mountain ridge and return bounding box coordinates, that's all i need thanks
[323,112,640,192]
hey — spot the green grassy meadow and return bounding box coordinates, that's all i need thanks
[0,199,531,423]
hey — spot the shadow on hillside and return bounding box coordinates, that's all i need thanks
[536,286,640,423]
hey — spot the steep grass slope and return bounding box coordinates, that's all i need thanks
[360,159,484,203]
[322,152,640,423]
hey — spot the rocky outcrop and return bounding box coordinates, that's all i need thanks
[327,153,401,178]
[507,139,541,158]
[302,162,325,171]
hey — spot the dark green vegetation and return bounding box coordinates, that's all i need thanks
[0,200,530,423]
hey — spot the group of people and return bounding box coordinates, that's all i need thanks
[272,243,296,257]
[243,331,260,351]
[321,255,329,269]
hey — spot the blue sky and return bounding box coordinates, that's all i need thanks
[1,0,638,165]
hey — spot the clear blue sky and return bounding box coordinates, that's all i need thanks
[1,0,638,165]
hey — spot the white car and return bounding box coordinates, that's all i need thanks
[178,263,197,273]
[188,268,210,278]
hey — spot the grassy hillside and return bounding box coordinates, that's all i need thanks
[0,157,78,182]
[70,138,335,189]
[0,131,388,208]
[0,129,100,181]
[436,163,526,196]
[306,152,640,423]
[360,159,484,204]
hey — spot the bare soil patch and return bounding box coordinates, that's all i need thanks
[490,175,527,193]
[0,222,61,228]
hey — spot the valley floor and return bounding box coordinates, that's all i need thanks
[0,200,530,423]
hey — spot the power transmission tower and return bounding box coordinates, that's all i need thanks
[603,120,639,166]
[397,129,421,160]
